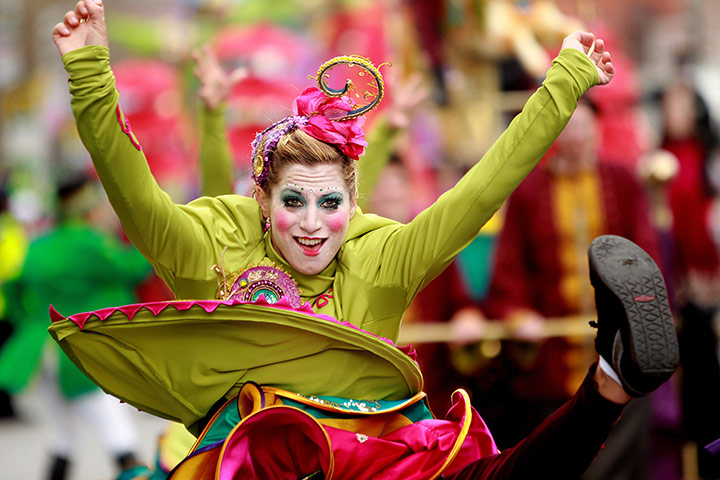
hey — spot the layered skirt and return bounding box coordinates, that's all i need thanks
[49,298,498,479]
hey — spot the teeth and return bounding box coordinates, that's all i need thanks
[297,237,323,246]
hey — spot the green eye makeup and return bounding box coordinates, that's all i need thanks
[279,185,345,211]
[280,190,305,208]
[319,193,343,210]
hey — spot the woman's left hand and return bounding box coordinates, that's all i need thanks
[561,31,615,86]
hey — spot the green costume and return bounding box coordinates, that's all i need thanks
[51,45,597,430]
[0,220,150,397]
[62,45,595,337]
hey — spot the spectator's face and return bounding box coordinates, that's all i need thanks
[369,164,412,223]
[554,103,599,165]
[662,84,696,140]
[257,163,356,275]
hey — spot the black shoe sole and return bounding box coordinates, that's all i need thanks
[588,235,679,396]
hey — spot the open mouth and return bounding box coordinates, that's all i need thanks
[295,237,326,256]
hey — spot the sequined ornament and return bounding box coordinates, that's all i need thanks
[229,265,302,309]
[251,115,308,186]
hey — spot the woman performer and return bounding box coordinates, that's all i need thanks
[50,1,679,479]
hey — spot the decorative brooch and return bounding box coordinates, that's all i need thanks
[212,249,302,309]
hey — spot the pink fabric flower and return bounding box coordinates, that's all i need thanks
[292,87,368,160]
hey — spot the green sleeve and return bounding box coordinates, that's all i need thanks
[199,104,234,197]
[358,48,598,304]
[356,118,400,210]
[62,46,260,292]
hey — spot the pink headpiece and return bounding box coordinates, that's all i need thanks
[251,55,387,186]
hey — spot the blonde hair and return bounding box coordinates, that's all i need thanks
[258,129,358,197]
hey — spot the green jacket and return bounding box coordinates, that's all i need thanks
[64,45,596,344]
[0,220,150,397]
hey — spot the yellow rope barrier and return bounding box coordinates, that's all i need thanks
[397,315,597,345]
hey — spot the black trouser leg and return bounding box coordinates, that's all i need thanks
[447,364,625,480]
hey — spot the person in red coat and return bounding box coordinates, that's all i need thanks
[484,98,662,480]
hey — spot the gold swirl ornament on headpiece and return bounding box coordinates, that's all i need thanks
[312,55,389,120]
[251,55,388,186]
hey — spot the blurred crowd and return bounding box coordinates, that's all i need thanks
[1,0,719,479]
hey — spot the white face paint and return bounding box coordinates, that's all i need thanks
[257,163,356,275]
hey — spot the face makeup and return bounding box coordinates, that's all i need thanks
[259,163,356,275]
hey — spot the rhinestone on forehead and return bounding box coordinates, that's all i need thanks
[284,183,341,193]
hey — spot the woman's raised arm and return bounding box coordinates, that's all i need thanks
[363,32,613,304]
[52,1,263,293]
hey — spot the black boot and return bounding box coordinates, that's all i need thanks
[588,235,679,397]
[47,455,70,480]
[0,389,16,418]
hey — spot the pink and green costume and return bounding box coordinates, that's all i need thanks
[50,45,599,479]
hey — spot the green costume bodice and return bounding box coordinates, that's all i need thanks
[64,45,596,344]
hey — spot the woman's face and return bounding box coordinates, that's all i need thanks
[257,163,356,275]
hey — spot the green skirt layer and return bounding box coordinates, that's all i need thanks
[48,299,423,434]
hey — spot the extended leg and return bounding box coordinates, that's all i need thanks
[448,235,678,479]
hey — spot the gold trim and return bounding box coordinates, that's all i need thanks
[310,55,388,120]
[431,388,474,479]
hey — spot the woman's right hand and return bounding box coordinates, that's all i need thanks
[52,0,108,57]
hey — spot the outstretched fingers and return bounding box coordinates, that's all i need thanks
[192,44,248,110]
[192,44,216,78]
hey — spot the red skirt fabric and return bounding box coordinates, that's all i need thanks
[170,383,498,480]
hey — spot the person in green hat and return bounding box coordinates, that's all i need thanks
[0,173,152,480]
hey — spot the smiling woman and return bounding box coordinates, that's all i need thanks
[47,1,680,480]
[256,162,356,275]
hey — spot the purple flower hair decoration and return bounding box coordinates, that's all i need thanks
[251,115,308,187]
